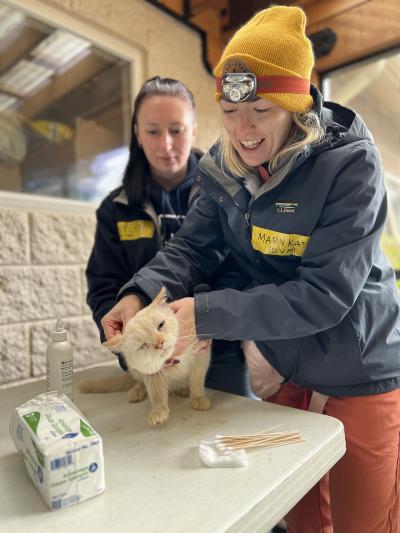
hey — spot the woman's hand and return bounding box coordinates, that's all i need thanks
[101,295,144,340]
[169,297,210,355]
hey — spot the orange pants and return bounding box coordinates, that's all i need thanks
[267,384,400,533]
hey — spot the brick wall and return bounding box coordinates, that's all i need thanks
[0,207,113,386]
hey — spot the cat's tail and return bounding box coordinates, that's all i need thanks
[79,372,136,393]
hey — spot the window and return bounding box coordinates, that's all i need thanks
[0,2,132,203]
[323,49,400,288]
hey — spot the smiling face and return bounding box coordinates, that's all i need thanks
[220,97,293,167]
[136,95,197,189]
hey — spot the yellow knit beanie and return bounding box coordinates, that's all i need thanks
[214,6,314,113]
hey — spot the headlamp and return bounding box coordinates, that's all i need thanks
[221,73,257,103]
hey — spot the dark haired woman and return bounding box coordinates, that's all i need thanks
[86,76,249,396]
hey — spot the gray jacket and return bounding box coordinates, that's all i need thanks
[120,89,400,397]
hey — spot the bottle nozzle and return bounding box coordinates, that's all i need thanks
[52,318,67,341]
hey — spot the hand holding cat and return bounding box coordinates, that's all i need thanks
[169,298,210,356]
[101,294,144,339]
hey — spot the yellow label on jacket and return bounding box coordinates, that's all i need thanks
[117,220,155,241]
[252,226,310,257]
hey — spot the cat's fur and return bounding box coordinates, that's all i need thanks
[79,287,211,426]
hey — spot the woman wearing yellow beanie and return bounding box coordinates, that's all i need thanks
[102,7,400,533]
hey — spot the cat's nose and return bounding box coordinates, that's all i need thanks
[154,336,165,349]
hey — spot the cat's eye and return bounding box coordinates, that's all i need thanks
[157,320,165,330]
[139,342,148,350]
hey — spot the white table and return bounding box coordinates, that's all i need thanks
[0,365,345,533]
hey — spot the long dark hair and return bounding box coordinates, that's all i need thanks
[122,76,196,205]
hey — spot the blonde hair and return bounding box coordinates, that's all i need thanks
[219,110,325,179]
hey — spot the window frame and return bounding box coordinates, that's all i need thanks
[321,46,400,281]
[0,0,145,212]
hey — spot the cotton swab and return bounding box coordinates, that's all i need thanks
[215,430,299,445]
[213,429,303,453]
[199,428,304,468]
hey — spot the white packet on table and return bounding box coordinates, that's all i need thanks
[9,392,105,510]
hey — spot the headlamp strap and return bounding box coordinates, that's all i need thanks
[217,75,310,96]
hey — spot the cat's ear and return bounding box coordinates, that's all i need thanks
[102,334,123,350]
[151,286,168,307]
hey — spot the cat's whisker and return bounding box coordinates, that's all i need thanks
[145,373,153,393]
[149,373,159,397]
[192,322,215,334]
[176,334,214,341]
[158,368,173,395]
[153,368,163,397]
[173,319,214,334]
[176,336,208,343]
[144,354,154,376]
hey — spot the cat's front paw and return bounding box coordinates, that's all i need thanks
[127,383,147,403]
[148,407,169,426]
[191,396,211,411]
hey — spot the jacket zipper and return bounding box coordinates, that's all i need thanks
[143,202,162,246]
[200,167,248,216]
[245,208,254,238]
[245,197,256,231]
[201,167,253,234]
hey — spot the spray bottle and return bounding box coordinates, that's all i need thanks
[46,318,73,400]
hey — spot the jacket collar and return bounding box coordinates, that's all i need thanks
[113,149,202,206]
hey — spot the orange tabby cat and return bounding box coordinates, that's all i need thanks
[80,287,211,426]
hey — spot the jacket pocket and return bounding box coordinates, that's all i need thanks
[294,314,363,387]
[347,283,400,357]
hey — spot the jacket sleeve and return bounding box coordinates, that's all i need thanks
[195,142,388,341]
[86,199,132,337]
[118,189,227,301]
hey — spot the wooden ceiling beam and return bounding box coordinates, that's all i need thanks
[19,53,111,119]
[294,0,368,25]
[0,24,46,76]
[309,0,400,72]
[154,0,184,16]
[224,0,285,31]
[41,62,128,126]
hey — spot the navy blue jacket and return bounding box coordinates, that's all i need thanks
[86,151,248,338]
[120,89,400,397]
[86,152,202,335]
